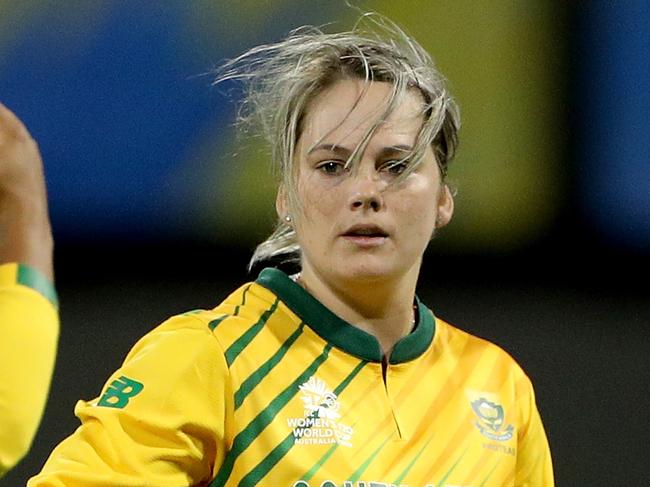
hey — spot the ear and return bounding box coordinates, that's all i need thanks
[435,184,454,228]
[276,184,288,220]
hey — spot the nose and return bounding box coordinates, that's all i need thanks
[348,169,384,212]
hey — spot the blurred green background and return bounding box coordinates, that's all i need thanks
[3,0,647,254]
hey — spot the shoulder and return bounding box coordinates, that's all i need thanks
[433,316,532,385]
[82,304,237,413]
[126,280,283,364]
[195,279,287,331]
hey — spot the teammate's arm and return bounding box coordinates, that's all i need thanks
[0,103,54,279]
[28,316,229,487]
[0,103,59,476]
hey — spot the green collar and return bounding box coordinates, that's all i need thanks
[256,268,435,364]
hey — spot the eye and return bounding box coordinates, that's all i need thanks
[381,159,410,175]
[316,160,346,175]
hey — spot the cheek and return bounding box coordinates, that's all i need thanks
[397,188,439,241]
[297,174,340,219]
[406,204,437,239]
[294,178,341,251]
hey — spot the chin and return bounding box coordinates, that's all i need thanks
[335,261,402,284]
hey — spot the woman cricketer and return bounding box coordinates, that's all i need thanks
[29,15,553,487]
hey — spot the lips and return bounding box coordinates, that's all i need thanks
[342,224,389,238]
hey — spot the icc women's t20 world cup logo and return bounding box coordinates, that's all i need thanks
[287,376,354,447]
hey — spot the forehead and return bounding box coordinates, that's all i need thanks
[299,79,426,152]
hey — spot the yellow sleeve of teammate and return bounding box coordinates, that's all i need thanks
[514,371,554,486]
[28,313,231,487]
[0,262,59,477]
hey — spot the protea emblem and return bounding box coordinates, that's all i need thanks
[471,397,514,441]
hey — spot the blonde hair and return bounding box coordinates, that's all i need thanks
[213,14,460,270]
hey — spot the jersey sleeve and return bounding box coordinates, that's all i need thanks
[0,263,59,477]
[28,314,232,487]
[514,371,554,486]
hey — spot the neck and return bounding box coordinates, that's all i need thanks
[298,264,420,356]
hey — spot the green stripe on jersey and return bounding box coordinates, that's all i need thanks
[182,309,204,316]
[436,449,468,487]
[302,442,340,481]
[225,298,279,366]
[347,435,392,483]
[479,459,501,487]
[238,360,366,487]
[393,434,435,484]
[234,322,305,410]
[210,344,332,487]
[237,425,296,487]
[333,360,365,395]
[17,264,58,307]
[234,284,251,316]
[208,315,229,332]
[208,284,252,331]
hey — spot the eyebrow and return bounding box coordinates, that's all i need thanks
[307,143,351,156]
[307,143,413,157]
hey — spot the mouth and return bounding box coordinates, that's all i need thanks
[341,224,389,246]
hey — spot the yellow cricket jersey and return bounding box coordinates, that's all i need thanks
[29,268,552,487]
[0,262,59,477]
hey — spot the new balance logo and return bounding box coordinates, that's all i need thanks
[97,375,144,409]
